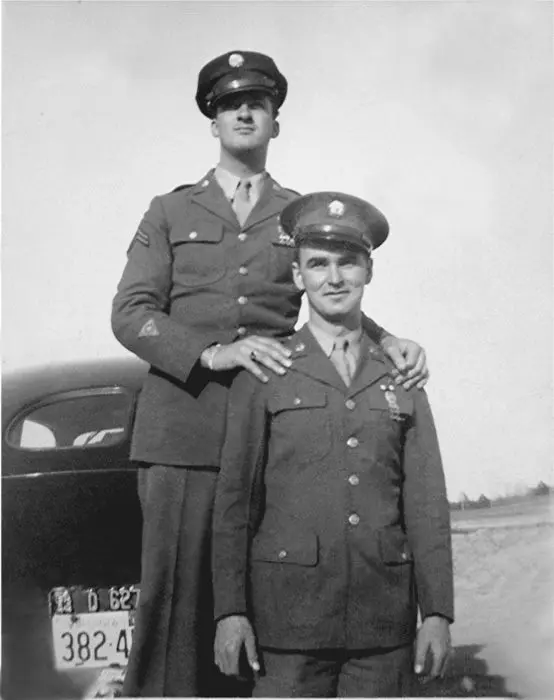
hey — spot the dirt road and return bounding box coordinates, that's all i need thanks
[422,497,554,698]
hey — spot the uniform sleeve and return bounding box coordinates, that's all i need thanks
[361,314,389,344]
[212,370,267,621]
[111,196,231,383]
[402,390,454,622]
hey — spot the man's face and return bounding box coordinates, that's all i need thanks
[292,244,372,323]
[211,91,279,154]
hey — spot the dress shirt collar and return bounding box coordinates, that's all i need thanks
[214,165,268,205]
[308,321,363,358]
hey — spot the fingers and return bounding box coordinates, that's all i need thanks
[393,342,429,390]
[214,616,259,677]
[248,338,293,374]
[384,345,407,374]
[215,634,243,676]
[242,356,270,383]
[413,636,428,677]
[253,337,293,362]
[244,629,260,672]
[239,337,292,382]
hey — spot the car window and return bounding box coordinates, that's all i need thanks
[7,389,133,451]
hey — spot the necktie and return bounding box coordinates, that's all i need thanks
[232,179,252,226]
[330,339,356,387]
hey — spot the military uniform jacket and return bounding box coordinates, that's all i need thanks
[212,325,454,650]
[111,170,304,466]
[112,171,386,467]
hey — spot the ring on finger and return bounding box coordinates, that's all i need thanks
[250,350,257,361]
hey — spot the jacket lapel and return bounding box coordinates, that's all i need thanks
[188,170,238,227]
[349,334,392,397]
[243,177,295,230]
[289,326,348,393]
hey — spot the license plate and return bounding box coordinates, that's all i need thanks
[49,585,139,670]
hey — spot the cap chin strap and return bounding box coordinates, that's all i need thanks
[295,231,372,256]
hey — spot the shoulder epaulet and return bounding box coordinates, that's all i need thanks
[283,187,301,197]
[171,183,195,193]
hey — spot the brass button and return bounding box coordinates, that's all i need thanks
[237,326,247,336]
[189,231,198,239]
[237,296,248,305]
[293,397,302,406]
[278,549,287,559]
[238,233,247,242]
[239,266,248,275]
[348,513,360,526]
[346,437,359,448]
[348,474,359,486]
[401,551,409,561]
[345,399,356,410]
[295,342,306,352]
[380,384,387,391]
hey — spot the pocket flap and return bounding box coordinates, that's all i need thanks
[268,387,327,414]
[170,224,224,244]
[379,528,413,564]
[252,530,318,566]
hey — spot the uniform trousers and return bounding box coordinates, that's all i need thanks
[253,644,414,698]
[122,465,251,698]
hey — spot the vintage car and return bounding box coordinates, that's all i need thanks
[2,356,148,699]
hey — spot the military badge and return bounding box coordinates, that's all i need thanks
[328,200,345,217]
[276,226,295,247]
[138,318,160,338]
[129,227,150,249]
[228,53,244,68]
[380,383,402,421]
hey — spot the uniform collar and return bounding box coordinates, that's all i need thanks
[289,324,391,395]
[307,321,363,358]
[214,165,268,205]
[189,169,293,230]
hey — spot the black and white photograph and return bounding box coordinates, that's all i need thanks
[2,1,552,699]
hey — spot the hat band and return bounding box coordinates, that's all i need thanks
[207,72,278,105]
[295,225,373,253]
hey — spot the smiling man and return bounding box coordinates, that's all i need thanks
[212,192,454,697]
[112,52,430,697]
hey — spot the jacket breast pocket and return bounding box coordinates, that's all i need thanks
[170,223,226,287]
[267,387,332,464]
[252,529,318,567]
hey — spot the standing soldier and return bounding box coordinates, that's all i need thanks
[112,52,429,697]
[212,192,453,697]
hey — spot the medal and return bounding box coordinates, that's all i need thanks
[380,383,402,421]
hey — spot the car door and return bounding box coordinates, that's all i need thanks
[2,385,142,588]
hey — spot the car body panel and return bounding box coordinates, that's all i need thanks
[2,356,149,698]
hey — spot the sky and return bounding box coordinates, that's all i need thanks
[2,0,552,499]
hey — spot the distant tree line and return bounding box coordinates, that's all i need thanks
[449,481,551,510]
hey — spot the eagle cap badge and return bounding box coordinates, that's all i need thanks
[328,200,345,217]
[229,53,244,68]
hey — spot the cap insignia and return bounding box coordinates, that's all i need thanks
[328,200,345,217]
[229,53,244,68]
